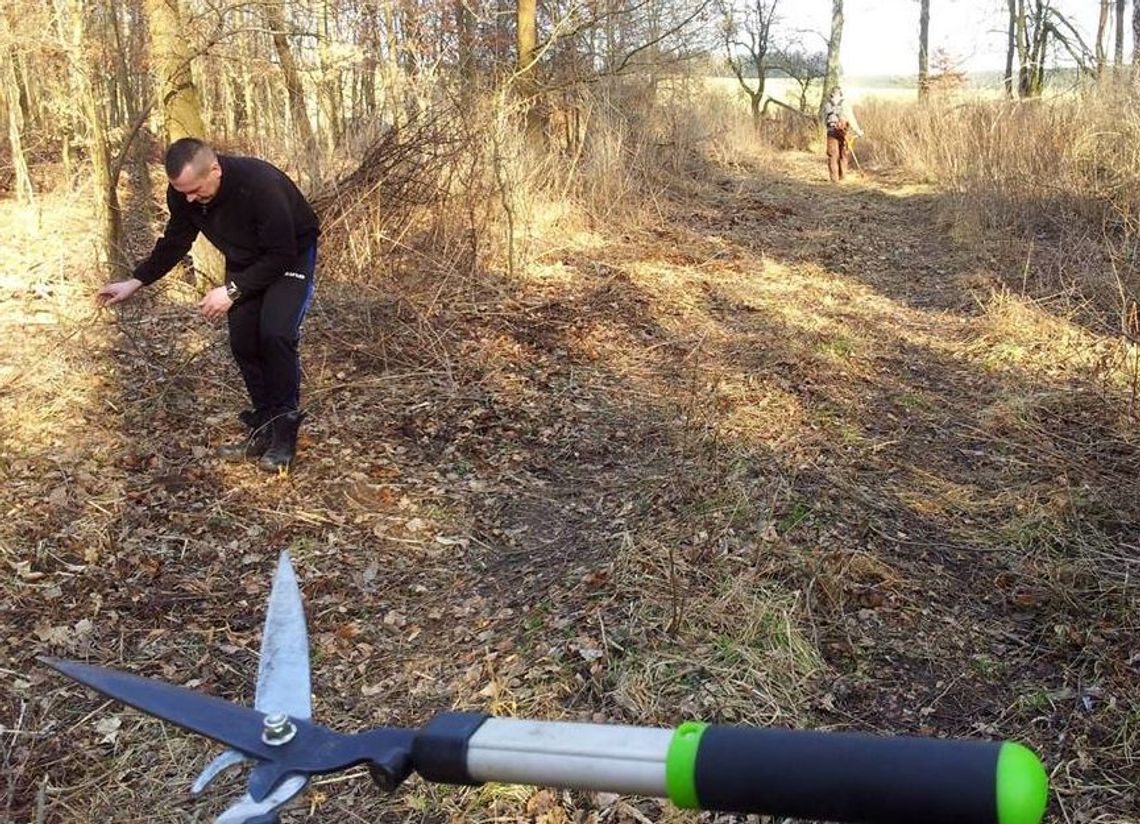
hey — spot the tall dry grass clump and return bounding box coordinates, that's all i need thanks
[860,87,1140,336]
[861,89,1140,234]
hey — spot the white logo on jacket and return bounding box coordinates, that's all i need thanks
[283,271,307,280]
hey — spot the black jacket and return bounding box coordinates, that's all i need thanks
[132,155,320,295]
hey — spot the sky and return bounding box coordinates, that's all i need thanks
[778,0,1131,78]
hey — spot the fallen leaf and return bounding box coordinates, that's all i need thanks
[94,715,122,744]
[383,611,407,628]
[34,623,70,646]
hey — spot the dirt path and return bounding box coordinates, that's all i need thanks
[646,151,1140,821]
[3,151,1137,823]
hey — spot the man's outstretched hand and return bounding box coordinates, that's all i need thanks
[98,278,143,306]
[199,285,234,320]
[99,279,234,320]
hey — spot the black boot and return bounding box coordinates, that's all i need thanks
[258,410,306,473]
[217,409,272,462]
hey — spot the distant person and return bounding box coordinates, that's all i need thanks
[97,138,320,472]
[823,86,864,183]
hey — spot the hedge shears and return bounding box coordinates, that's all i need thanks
[44,552,1049,823]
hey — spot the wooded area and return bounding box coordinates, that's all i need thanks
[5,0,1138,254]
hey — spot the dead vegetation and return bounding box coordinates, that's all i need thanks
[856,88,1140,348]
[2,95,1139,824]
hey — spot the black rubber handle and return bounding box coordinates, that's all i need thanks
[690,726,1040,824]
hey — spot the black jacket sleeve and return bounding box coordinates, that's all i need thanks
[131,190,200,285]
[226,186,300,296]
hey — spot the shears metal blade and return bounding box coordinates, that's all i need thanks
[194,550,313,821]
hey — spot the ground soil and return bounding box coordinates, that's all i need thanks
[2,148,1137,823]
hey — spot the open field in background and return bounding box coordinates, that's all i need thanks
[705,75,921,108]
[2,84,1139,823]
[702,74,1018,113]
[704,70,1096,120]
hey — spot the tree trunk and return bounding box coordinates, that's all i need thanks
[1028,0,1047,96]
[228,74,247,136]
[456,0,475,84]
[821,0,843,115]
[144,0,206,140]
[383,3,403,126]
[517,0,537,97]
[240,22,260,138]
[604,0,616,72]
[12,47,36,131]
[1133,0,1140,77]
[67,0,126,273]
[2,49,35,205]
[1115,0,1126,68]
[1097,0,1109,80]
[1005,0,1017,98]
[109,0,140,126]
[517,0,542,134]
[361,52,377,114]
[1015,0,1031,97]
[84,89,126,275]
[360,2,378,114]
[263,0,320,186]
[145,0,222,288]
[318,0,342,152]
[918,0,930,99]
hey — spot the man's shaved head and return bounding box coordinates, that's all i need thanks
[166,138,223,204]
[164,138,217,180]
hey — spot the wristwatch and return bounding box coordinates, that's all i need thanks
[225,280,242,302]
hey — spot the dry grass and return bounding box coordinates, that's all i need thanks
[857,86,1140,338]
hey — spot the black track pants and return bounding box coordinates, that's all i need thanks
[227,246,316,415]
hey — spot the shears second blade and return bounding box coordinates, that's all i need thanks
[195,550,313,793]
[257,550,311,721]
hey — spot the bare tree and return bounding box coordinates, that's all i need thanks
[317,0,343,151]
[717,0,781,129]
[1115,0,1126,68]
[927,47,966,94]
[145,0,225,286]
[0,0,730,208]
[518,0,538,96]
[1,46,34,204]
[1133,0,1140,75]
[1007,0,1093,98]
[263,0,319,186]
[768,46,826,112]
[1005,0,1016,97]
[144,0,205,141]
[64,0,126,272]
[455,0,476,82]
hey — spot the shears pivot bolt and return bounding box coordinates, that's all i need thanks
[262,713,298,746]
